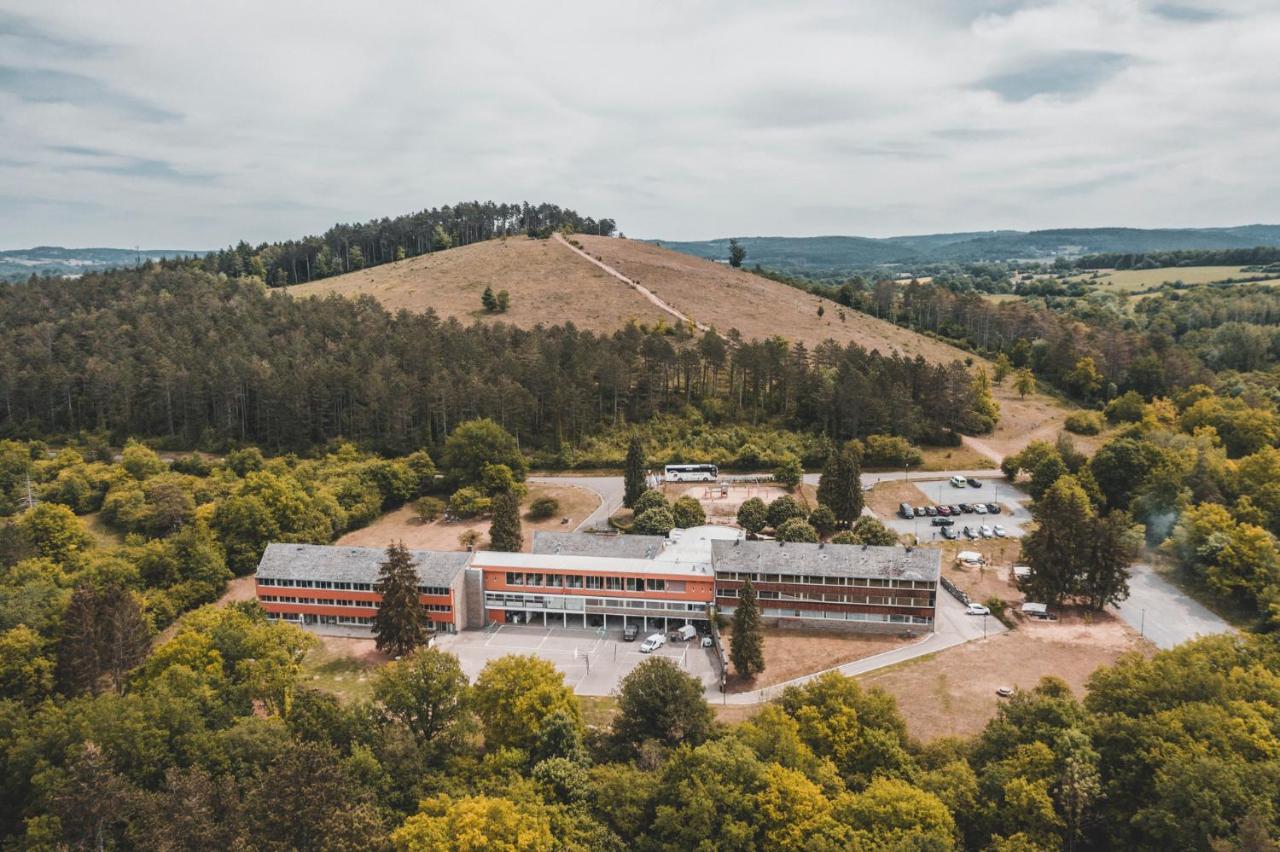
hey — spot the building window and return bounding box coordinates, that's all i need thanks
[605,577,623,591]
[645,578,666,591]
[566,575,583,588]
[585,576,603,590]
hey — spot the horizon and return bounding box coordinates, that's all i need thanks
[3,1,1279,248]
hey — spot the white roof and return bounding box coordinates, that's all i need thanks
[468,550,711,577]
[956,550,984,563]
[658,525,743,565]
[1021,602,1048,614]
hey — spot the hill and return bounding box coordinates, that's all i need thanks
[291,233,1074,458]
[656,224,1280,274]
[0,246,198,281]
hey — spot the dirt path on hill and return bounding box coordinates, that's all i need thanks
[553,233,709,331]
[961,435,1006,465]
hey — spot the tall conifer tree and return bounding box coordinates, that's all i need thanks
[817,446,863,528]
[730,578,765,679]
[624,434,647,509]
[373,542,429,656]
[488,491,523,552]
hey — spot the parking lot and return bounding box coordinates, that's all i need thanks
[874,475,1033,542]
[435,623,722,696]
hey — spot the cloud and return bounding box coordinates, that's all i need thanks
[0,0,1277,247]
[976,51,1133,101]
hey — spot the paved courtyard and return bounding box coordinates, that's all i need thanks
[435,623,722,696]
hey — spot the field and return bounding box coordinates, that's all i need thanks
[1069,265,1275,292]
[721,626,915,692]
[300,636,390,704]
[288,236,670,334]
[865,480,931,517]
[334,483,599,552]
[861,614,1152,740]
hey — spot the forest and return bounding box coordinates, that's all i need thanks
[0,265,995,454]
[202,201,616,286]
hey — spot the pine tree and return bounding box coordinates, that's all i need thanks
[488,491,523,552]
[623,433,647,509]
[481,286,498,312]
[817,447,863,528]
[373,542,430,657]
[730,578,765,680]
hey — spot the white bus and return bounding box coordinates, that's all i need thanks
[664,463,718,482]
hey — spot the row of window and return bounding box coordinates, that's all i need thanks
[257,577,451,596]
[719,605,932,625]
[485,592,706,613]
[266,612,457,632]
[503,572,684,593]
[716,573,933,590]
[260,595,450,613]
[717,590,933,608]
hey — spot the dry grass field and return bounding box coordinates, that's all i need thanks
[288,236,670,333]
[1069,265,1272,292]
[721,626,914,692]
[862,614,1152,741]
[334,483,599,553]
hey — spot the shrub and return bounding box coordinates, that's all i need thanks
[1105,390,1146,424]
[448,487,490,519]
[862,434,923,468]
[830,531,858,545]
[808,505,837,537]
[772,455,803,489]
[632,507,675,537]
[775,518,818,543]
[413,496,445,523]
[736,497,768,535]
[766,495,806,530]
[633,490,670,515]
[526,496,560,520]
[671,496,706,528]
[1064,411,1104,435]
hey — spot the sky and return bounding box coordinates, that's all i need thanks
[2,0,1279,249]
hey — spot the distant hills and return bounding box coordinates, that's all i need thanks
[653,225,1280,275]
[0,247,200,281]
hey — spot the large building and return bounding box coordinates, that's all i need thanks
[711,540,939,633]
[253,528,940,637]
[255,543,471,633]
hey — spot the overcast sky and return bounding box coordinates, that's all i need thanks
[2,0,1278,249]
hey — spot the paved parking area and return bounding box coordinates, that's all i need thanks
[878,476,1033,541]
[435,624,721,696]
[1113,563,1235,650]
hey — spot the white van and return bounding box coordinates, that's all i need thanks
[950,475,968,488]
[675,624,697,642]
[639,633,666,653]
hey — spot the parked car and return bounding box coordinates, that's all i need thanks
[914,506,927,517]
[899,502,914,519]
[639,633,666,653]
[701,635,713,648]
[623,624,639,642]
[937,505,952,516]
[941,527,958,540]
[924,505,938,516]
[986,502,1001,514]
[967,477,982,488]
[674,624,697,642]
[965,603,990,616]
[949,505,963,515]
[950,475,968,488]
[979,524,994,538]
[930,517,954,526]
[963,526,977,539]
[958,503,974,513]
[973,503,989,514]
[992,524,1007,538]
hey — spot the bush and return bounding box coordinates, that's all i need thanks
[862,434,923,468]
[671,496,706,528]
[808,505,837,537]
[633,490,670,515]
[447,487,490,519]
[1105,390,1146,424]
[772,455,803,489]
[775,518,818,543]
[736,497,768,535]
[766,495,806,530]
[526,496,560,520]
[1064,411,1104,435]
[632,507,675,537]
[830,530,858,545]
[413,496,445,523]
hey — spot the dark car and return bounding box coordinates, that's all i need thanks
[967,477,982,488]
[941,527,959,540]
[949,505,963,515]
[899,502,914,519]
[958,503,974,513]
[914,506,927,517]
[987,502,1001,514]
[924,505,938,517]
[623,624,639,642]
[930,517,954,527]
[937,505,951,516]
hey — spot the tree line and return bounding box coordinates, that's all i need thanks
[1076,246,1280,270]
[196,200,616,286]
[0,266,996,455]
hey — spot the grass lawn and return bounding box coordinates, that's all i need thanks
[300,637,389,704]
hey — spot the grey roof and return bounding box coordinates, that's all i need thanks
[255,543,470,586]
[710,540,940,582]
[530,531,667,560]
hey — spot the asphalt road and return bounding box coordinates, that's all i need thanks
[1113,563,1235,650]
